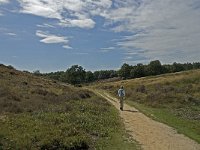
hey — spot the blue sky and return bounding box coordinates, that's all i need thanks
[0,0,200,72]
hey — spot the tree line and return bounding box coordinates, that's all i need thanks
[37,61,200,85]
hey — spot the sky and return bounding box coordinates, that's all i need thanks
[0,0,200,72]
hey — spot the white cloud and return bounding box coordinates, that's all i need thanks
[37,23,55,28]
[101,47,115,50]
[100,46,115,52]
[6,32,17,36]
[36,30,72,49]
[5,0,200,64]
[0,0,9,4]
[18,0,62,19]
[59,18,95,29]
[17,0,112,29]
[104,0,200,64]
[63,45,72,49]
[0,28,17,36]
[0,0,9,15]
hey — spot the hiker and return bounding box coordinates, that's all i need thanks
[118,86,125,111]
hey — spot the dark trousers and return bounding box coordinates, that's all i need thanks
[119,97,124,109]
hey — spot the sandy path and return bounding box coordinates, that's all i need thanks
[93,90,200,150]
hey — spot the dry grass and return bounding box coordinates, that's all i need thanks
[96,69,200,111]
[0,64,138,149]
[92,69,200,142]
[0,65,91,114]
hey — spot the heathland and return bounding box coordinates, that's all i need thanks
[93,69,200,144]
[0,64,138,150]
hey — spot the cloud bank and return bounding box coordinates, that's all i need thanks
[17,0,112,29]
[104,0,200,63]
[5,0,200,63]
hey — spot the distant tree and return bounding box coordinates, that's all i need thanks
[109,70,118,78]
[130,63,145,78]
[7,65,15,70]
[66,65,86,84]
[172,62,184,72]
[98,71,106,79]
[23,70,30,74]
[184,63,193,70]
[40,60,200,84]
[33,70,41,76]
[93,71,100,80]
[193,62,200,69]
[148,60,163,75]
[118,63,131,79]
[92,70,118,80]
[162,65,172,73]
[85,71,94,82]
[53,71,65,82]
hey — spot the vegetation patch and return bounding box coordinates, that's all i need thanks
[0,65,138,149]
[94,69,200,143]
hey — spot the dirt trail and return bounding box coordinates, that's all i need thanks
[93,90,200,150]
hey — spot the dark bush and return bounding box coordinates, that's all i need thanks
[9,71,17,75]
[21,81,28,86]
[184,95,200,105]
[31,89,48,96]
[7,65,15,70]
[79,93,91,99]
[7,103,23,113]
[135,85,147,93]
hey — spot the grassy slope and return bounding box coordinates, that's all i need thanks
[94,69,200,143]
[0,65,138,150]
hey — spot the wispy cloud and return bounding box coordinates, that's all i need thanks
[37,23,55,28]
[100,46,115,52]
[59,18,95,29]
[36,30,72,49]
[0,0,9,4]
[2,0,200,65]
[18,0,62,19]
[104,0,200,63]
[72,52,89,55]
[0,28,17,37]
[5,32,17,36]
[0,0,10,15]
[17,0,112,29]
[63,45,72,49]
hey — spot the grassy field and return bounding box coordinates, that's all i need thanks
[93,69,200,143]
[0,65,138,150]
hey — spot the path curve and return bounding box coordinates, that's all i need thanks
[93,90,200,150]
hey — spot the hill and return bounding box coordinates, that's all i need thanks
[93,69,200,143]
[0,64,138,149]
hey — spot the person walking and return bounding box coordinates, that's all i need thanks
[118,86,125,111]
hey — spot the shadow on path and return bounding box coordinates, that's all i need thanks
[122,109,138,113]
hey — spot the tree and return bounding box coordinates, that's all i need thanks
[148,60,163,75]
[93,71,100,80]
[172,62,184,72]
[109,70,118,78]
[66,65,86,84]
[130,63,145,78]
[33,70,41,76]
[85,71,94,82]
[118,63,131,79]
[193,62,200,69]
